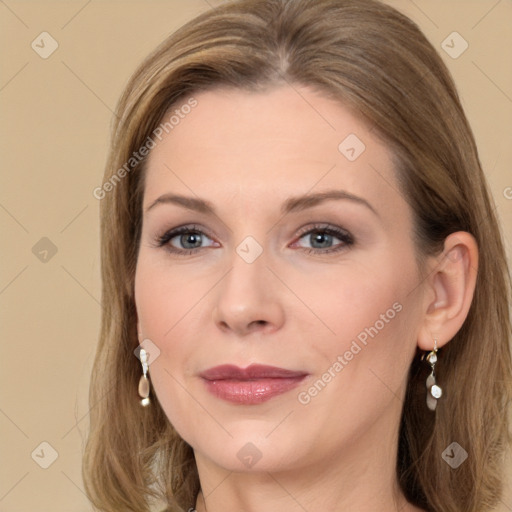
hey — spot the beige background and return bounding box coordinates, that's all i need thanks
[1,1,511,511]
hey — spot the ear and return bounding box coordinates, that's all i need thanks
[417,231,478,351]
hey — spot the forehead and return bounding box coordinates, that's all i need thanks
[142,85,404,219]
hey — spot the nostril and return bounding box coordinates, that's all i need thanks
[218,320,230,331]
[249,320,268,330]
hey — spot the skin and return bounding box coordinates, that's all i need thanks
[134,85,478,512]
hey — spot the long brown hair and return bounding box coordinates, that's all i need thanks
[83,1,512,511]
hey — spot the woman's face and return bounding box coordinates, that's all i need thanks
[135,85,428,475]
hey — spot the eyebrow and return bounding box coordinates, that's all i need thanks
[145,194,215,214]
[282,190,378,217]
[145,190,378,217]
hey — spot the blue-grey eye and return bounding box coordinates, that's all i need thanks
[296,228,351,250]
[157,227,217,252]
[309,232,334,249]
[176,232,203,249]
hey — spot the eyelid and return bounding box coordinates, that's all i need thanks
[153,224,218,250]
[292,223,353,243]
[294,222,351,237]
[289,223,355,253]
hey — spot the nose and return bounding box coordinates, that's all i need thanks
[212,250,285,337]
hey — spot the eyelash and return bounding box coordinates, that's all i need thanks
[294,223,354,254]
[154,224,216,256]
[154,223,354,257]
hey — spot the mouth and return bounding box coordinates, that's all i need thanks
[200,364,308,405]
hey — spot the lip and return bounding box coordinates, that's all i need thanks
[200,364,308,405]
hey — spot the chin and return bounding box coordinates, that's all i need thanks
[193,435,299,474]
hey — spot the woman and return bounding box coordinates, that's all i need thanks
[83,0,512,511]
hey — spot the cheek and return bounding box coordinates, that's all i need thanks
[293,249,421,400]
[134,259,213,437]
[290,297,419,450]
[294,253,418,348]
[135,255,212,339]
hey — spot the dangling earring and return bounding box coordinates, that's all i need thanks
[138,348,151,407]
[425,339,442,411]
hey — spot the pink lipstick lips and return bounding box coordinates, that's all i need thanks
[200,364,308,405]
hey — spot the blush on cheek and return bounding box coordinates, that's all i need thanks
[316,291,412,389]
